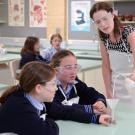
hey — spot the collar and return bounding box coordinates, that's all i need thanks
[56,79,78,87]
[51,47,62,53]
[51,47,58,53]
[25,93,45,112]
[56,79,78,95]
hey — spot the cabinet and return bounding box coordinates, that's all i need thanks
[0,1,6,24]
[78,67,106,96]
[114,1,135,25]
[121,21,135,24]
[120,21,135,27]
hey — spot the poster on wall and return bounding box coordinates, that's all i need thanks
[8,0,24,26]
[29,0,47,27]
[71,1,91,32]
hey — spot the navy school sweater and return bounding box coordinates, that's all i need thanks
[19,52,48,68]
[0,91,58,135]
[53,78,106,110]
[0,85,103,135]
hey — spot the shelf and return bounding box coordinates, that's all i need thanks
[121,21,135,24]
[0,3,6,5]
[0,20,6,23]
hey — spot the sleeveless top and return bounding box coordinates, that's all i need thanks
[101,25,135,53]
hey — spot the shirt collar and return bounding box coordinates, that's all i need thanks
[56,78,78,95]
[51,47,62,53]
[51,47,58,53]
[25,93,45,111]
[56,78,78,86]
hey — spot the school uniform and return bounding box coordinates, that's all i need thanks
[53,78,106,113]
[41,47,63,63]
[0,90,59,135]
[45,102,100,124]
[0,90,102,130]
[19,52,47,68]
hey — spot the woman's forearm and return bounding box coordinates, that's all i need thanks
[102,65,112,98]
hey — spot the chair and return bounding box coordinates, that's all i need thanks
[9,59,20,85]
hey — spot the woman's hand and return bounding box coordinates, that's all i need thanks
[130,73,135,81]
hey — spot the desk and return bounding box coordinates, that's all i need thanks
[0,53,20,63]
[77,59,101,81]
[0,83,9,96]
[56,102,135,135]
[78,59,101,71]
[15,59,102,81]
[73,50,101,60]
[0,53,20,85]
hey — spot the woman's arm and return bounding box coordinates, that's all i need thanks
[100,41,112,98]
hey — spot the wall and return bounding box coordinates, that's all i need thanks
[114,1,135,14]
[47,0,66,40]
[0,0,100,50]
[0,0,46,38]
[67,0,98,40]
[0,0,97,41]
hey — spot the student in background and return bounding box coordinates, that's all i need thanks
[41,33,63,63]
[50,50,108,115]
[90,2,135,99]
[0,62,58,135]
[19,36,47,68]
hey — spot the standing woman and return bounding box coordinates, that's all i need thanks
[19,36,47,68]
[90,2,135,99]
[0,62,58,135]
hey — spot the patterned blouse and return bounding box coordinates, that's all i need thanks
[101,25,135,54]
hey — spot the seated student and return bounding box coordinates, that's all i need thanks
[0,62,58,135]
[0,62,111,127]
[41,33,63,63]
[50,50,107,114]
[19,36,47,68]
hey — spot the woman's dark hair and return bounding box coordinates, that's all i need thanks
[21,36,39,55]
[50,33,62,44]
[0,61,55,104]
[50,50,75,68]
[90,2,121,40]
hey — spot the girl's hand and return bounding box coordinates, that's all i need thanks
[93,101,108,113]
[99,114,111,126]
